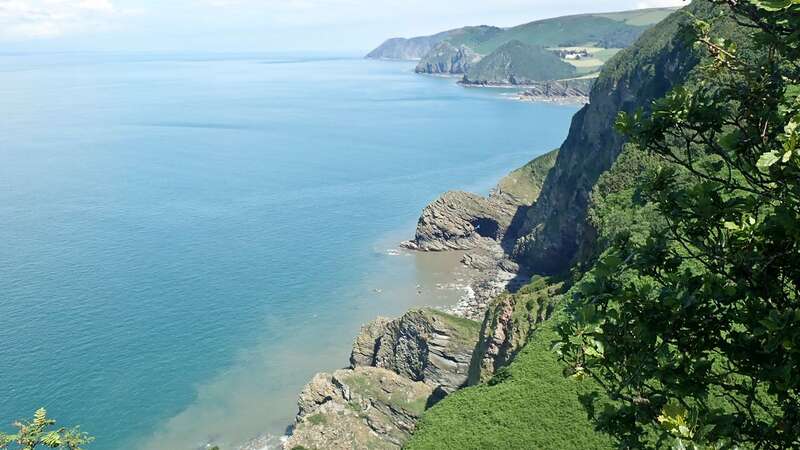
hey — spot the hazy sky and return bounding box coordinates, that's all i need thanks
[0,0,687,52]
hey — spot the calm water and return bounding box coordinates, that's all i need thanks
[0,53,578,449]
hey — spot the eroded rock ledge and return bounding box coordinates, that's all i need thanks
[285,309,481,449]
[283,367,434,450]
[401,191,516,252]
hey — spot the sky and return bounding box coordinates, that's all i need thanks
[0,0,688,53]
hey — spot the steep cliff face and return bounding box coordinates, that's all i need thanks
[469,278,559,384]
[350,309,481,394]
[366,35,449,61]
[414,42,481,75]
[509,3,710,273]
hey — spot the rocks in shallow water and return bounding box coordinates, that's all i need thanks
[405,191,516,252]
[284,367,434,450]
[350,309,481,394]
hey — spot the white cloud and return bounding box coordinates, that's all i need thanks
[0,0,132,40]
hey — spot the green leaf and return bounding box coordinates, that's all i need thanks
[757,151,781,170]
[751,0,794,11]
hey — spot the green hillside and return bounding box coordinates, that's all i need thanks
[406,312,615,450]
[463,41,576,85]
[469,10,676,55]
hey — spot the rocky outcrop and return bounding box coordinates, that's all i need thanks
[403,149,559,254]
[402,191,516,252]
[415,42,481,75]
[469,279,559,384]
[366,36,447,61]
[285,310,479,450]
[350,309,481,394]
[517,78,596,104]
[284,367,434,450]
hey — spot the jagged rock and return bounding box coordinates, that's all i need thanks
[284,367,434,450]
[469,279,559,384]
[510,4,710,274]
[415,42,481,75]
[403,191,515,252]
[350,309,480,394]
[517,78,595,104]
[350,317,392,368]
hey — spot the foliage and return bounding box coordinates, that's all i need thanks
[405,315,615,450]
[0,409,92,450]
[558,1,800,448]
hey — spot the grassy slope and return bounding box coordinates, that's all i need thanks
[468,9,676,55]
[405,316,614,450]
[495,149,559,205]
[464,41,576,84]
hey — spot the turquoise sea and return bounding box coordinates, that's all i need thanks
[0,53,578,449]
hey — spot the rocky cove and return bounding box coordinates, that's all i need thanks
[277,149,560,450]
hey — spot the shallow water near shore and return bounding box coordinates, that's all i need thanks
[0,52,578,449]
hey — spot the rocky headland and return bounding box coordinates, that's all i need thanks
[414,42,481,75]
[282,149,559,449]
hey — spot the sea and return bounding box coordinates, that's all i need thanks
[0,52,578,449]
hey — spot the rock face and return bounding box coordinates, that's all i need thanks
[509,4,706,273]
[402,191,516,252]
[350,309,481,394]
[284,367,434,450]
[366,36,447,61]
[415,42,481,75]
[517,78,596,104]
[404,149,559,253]
[469,279,559,384]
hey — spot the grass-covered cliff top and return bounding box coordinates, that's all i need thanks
[494,149,559,205]
[406,315,614,450]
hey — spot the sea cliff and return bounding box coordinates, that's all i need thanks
[281,3,726,449]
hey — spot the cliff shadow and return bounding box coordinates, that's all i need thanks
[500,204,535,293]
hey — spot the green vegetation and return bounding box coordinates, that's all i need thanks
[468,276,561,384]
[406,311,614,450]
[558,1,800,448]
[463,41,576,84]
[469,11,676,55]
[424,309,481,347]
[0,409,93,450]
[495,149,559,205]
[307,414,327,426]
[596,7,682,27]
